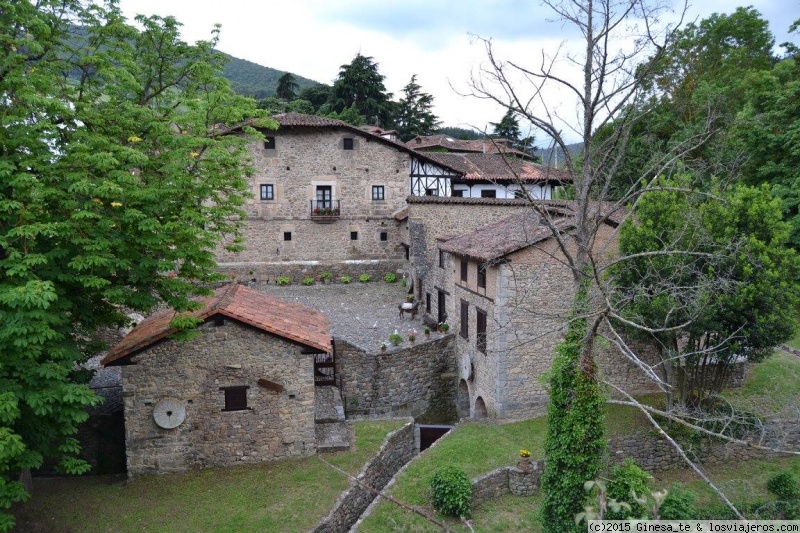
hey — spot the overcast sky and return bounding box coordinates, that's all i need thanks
[117,0,797,142]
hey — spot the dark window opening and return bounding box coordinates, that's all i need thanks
[315,185,332,209]
[477,265,486,289]
[460,300,469,339]
[437,290,446,324]
[343,137,354,150]
[380,231,388,242]
[372,185,385,200]
[477,309,487,354]
[283,232,292,241]
[260,183,274,201]
[221,386,249,411]
[425,188,437,196]
[214,315,225,327]
[460,259,468,282]
[263,137,276,150]
[350,231,358,241]
[439,249,444,268]
[451,189,464,197]
[426,293,431,313]
[480,189,497,198]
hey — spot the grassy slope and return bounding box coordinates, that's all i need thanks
[13,420,405,533]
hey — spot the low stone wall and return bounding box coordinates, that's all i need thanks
[218,259,407,286]
[472,468,509,507]
[312,420,416,533]
[335,336,457,420]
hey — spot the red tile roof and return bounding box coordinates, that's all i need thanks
[102,284,331,366]
[406,135,531,158]
[422,152,572,184]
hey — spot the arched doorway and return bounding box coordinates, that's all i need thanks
[456,380,470,419]
[474,396,488,419]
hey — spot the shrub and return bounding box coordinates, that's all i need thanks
[302,277,315,286]
[660,484,698,520]
[358,273,371,283]
[320,271,332,281]
[276,276,290,285]
[340,275,352,284]
[768,472,800,501]
[388,332,404,346]
[384,272,397,283]
[606,459,652,520]
[438,322,450,333]
[430,466,472,518]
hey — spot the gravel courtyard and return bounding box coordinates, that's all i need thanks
[256,281,430,351]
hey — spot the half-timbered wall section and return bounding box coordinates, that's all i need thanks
[410,157,459,197]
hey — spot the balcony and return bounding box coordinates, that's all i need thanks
[310,200,341,223]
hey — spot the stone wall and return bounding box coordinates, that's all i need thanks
[312,420,416,533]
[472,467,510,508]
[121,319,316,477]
[218,259,408,286]
[335,335,457,420]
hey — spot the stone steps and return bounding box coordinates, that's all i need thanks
[315,386,351,452]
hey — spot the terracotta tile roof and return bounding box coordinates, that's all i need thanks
[422,152,572,184]
[438,201,625,262]
[102,284,331,366]
[406,135,531,158]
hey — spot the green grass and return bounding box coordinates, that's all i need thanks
[786,316,800,350]
[724,350,800,414]
[12,420,406,533]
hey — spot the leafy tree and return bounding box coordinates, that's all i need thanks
[0,2,264,528]
[275,72,298,101]
[612,179,800,405]
[434,126,483,140]
[326,53,393,127]
[490,109,522,143]
[298,84,332,111]
[394,75,440,141]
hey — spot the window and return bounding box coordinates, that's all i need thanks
[350,231,358,241]
[380,231,388,242]
[460,300,469,339]
[221,386,249,411]
[283,231,292,241]
[476,309,487,354]
[425,188,437,196]
[439,249,445,268]
[460,258,468,282]
[260,184,274,201]
[372,185,385,200]
[426,292,431,313]
[343,137,354,150]
[451,189,464,197]
[315,185,332,209]
[263,137,275,150]
[480,189,497,198]
[477,265,486,289]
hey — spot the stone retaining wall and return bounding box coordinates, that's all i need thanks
[312,420,416,533]
[218,259,408,287]
[472,467,510,507]
[335,336,457,420]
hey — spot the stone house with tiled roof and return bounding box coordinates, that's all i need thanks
[102,284,333,476]
[406,197,658,420]
[216,113,462,281]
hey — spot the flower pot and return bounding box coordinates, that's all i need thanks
[517,457,533,472]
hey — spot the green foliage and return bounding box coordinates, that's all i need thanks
[659,484,698,520]
[320,272,332,281]
[276,276,291,286]
[326,54,393,127]
[301,277,315,286]
[275,73,299,101]
[540,291,606,533]
[358,273,371,283]
[387,333,404,347]
[612,177,800,404]
[605,460,652,520]
[340,275,352,284]
[394,75,440,141]
[767,472,800,501]
[438,322,450,333]
[0,2,265,528]
[220,54,317,99]
[430,466,472,518]
[383,272,397,283]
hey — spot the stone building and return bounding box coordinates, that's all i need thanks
[102,284,332,477]
[216,113,462,281]
[407,197,660,420]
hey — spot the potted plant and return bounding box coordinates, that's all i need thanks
[320,271,332,284]
[380,342,388,353]
[424,326,431,338]
[517,449,533,471]
[407,330,417,343]
[388,331,404,347]
[438,322,450,333]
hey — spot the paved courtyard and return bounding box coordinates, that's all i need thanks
[256,280,431,351]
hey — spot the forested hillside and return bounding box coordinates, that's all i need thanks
[220,53,322,98]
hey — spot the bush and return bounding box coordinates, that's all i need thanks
[606,459,651,520]
[340,275,351,284]
[767,472,800,501]
[430,466,472,518]
[660,484,697,520]
[358,273,371,283]
[384,272,397,283]
[276,276,290,285]
[301,277,315,286]
[320,271,332,281]
[388,332,403,346]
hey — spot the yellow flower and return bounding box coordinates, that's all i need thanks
[190,151,200,158]
[111,201,122,208]
[519,449,531,458]
[127,135,142,143]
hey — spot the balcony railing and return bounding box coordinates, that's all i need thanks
[310,200,341,222]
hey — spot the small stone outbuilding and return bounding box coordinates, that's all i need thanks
[102,284,331,477]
